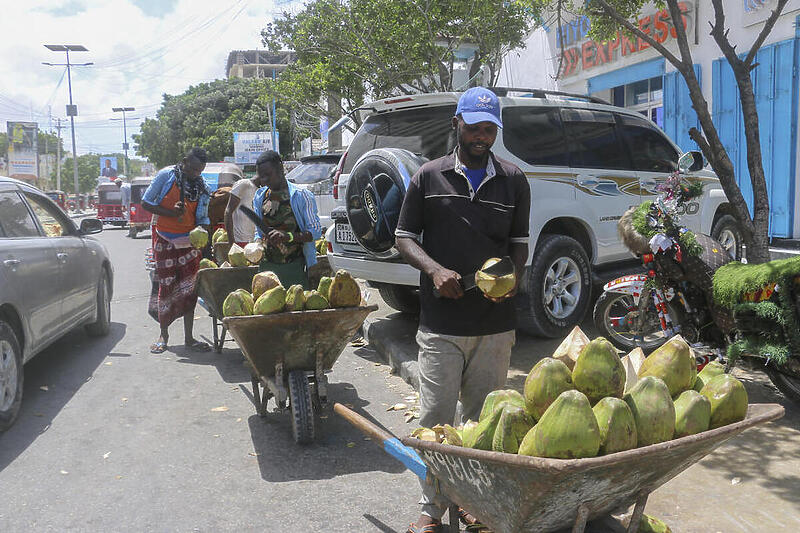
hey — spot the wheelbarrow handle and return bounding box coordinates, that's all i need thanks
[334,403,428,481]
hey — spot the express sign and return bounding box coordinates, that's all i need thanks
[556,2,694,78]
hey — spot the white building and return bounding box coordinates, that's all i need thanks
[501,0,800,239]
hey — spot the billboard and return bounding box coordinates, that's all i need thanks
[233,131,279,165]
[100,156,119,179]
[6,121,39,182]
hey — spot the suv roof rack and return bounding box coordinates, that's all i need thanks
[488,87,609,105]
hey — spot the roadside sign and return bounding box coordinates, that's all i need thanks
[233,131,280,165]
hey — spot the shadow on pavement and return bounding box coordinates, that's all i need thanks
[363,514,401,533]
[0,322,127,472]
[247,382,408,482]
[173,344,252,384]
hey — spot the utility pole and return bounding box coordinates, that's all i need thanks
[55,118,63,190]
[43,44,92,194]
[111,107,135,176]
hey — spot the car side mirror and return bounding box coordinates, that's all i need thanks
[80,218,103,235]
[678,151,704,173]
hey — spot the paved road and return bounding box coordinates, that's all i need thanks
[2,226,799,532]
[0,227,423,532]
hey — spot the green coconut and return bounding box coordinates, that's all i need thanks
[693,361,726,392]
[592,397,638,455]
[479,389,526,422]
[463,406,504,451]
[623,376,676,446]
[222,289,254,317]
[198,258,218,269]
[523,357,575,421]
[253,285,286,315]
[700,374,748,429]
[638,335,697,397]
[285,284,306,312]
[518,390,600,459]
[572,337,626,404]
[328,270,361,307]
[304,290,330,310]
[673,390,711,438]
[491,405,534,454]
[189,226,209,249]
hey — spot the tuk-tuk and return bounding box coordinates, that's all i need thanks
[96,181,126,227]
[127,176,153,238]
[46,190,67,211]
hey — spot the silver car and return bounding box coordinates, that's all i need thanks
[0,176,113,431]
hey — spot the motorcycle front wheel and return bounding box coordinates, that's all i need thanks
[593,291,682,353]
[764,366,800,405]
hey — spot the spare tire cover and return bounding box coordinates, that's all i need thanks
[345,148,426,257]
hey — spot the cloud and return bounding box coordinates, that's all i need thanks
[0,0,286,157]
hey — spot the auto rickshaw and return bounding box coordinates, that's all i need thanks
[96,181,126,227]
[127,176,153,238]
[45,190,67,211]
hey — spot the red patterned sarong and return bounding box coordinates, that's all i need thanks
[148,232,201,327]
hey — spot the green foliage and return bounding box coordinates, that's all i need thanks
[727,337,789,367]
[0,130,64,158]
[712,256,800,309]
[630,201,702,257]
[262,0,537,120]
[133,78,294,168]
[61,153,106,193]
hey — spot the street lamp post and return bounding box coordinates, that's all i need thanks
[112,107,135,176]
[43,44,91,195]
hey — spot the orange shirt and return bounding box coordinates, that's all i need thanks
[155,183,197,234]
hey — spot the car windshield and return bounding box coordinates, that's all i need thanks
[131,185,147,204]
[343,105,457,173]
[286,161,338,184]
[99,189,122,204]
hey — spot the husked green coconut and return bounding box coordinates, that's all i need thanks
[212,228,228,244]
[189,226,209,249]
[592,397,637,455]
[700,374,748,429]
[491,405,534,454]
[243,242,264,264]
[463,407,504,451]
[639,514,673,533]
[623,376,675,446]
[199,258,218,269]
[317,276,333,299]
[572,337,626,404]
[693,361,726,392]
[478,389,525,422]
[638,335,696,397]
[328,270,361,307]
[518,390,600,459]
[551,325,589,371]
[285,284,306,311]
[673,390,711,438]
[252,271,282,300]
[222,289,254,317]
[227,243,248,267]
[523,357,575,421]
[305,290,330,310]
[254,286,286,314]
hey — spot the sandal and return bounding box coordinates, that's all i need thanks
[406,523,442,533]
[460,509,490,532]
[150,341,167,354]
[185,339,211,352]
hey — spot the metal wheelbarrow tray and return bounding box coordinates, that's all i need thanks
[336,403,784,533]
[195,266,259,352]
[224,305,377,444]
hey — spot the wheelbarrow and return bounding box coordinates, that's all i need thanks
[224,305,377,444]
[335,402,784,533]
[195,266,259,352]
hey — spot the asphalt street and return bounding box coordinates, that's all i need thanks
[0,226,424,532]
[1,226,799,533]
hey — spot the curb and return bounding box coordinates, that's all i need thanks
[361,317,420,391]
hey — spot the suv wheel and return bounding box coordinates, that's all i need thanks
[0,321,23,432]
[518,234,591,338]
[376,283,420,315]
[711,214,743,260]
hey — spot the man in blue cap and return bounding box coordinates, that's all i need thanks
[395,87,531,532]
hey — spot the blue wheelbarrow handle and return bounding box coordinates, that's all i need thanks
[334,403,428,480]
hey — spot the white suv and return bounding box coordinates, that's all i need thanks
[326,89,740,337]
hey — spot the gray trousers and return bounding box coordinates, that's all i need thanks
[416,328,515,520]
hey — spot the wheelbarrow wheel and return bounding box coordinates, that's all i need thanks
[288,370,315,444]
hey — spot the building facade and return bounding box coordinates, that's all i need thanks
[513,0,800,239]
[225,50,295,79]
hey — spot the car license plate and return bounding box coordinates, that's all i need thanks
[335,221,358,245]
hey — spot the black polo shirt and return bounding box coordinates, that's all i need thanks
[395,150,530,336]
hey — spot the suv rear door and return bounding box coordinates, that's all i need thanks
[561,108,641,262]
[0,185,63,355]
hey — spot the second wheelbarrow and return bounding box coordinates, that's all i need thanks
[195,266,259,352]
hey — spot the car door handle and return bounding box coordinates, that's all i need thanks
[578,178,599,186]
[3,259,21,267]
[57,252,68,263]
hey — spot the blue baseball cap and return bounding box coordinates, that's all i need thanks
[456,87,502,128]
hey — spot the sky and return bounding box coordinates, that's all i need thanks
[0,0,299,158]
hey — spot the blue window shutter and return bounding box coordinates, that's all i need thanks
[663,65,702,152]
[711,38,798,237]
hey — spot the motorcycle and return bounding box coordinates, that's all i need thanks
[594,152,800,404]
